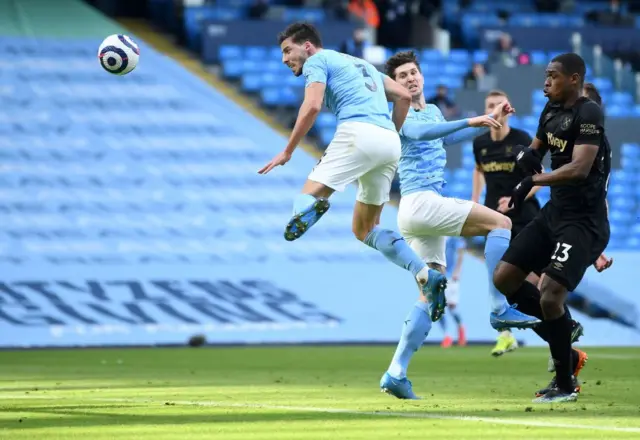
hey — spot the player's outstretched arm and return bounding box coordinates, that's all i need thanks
[401,111,500,143]
[286,82,325,152]
[258,82,325,174]
[382,75,411,131]
[444,101,511,146]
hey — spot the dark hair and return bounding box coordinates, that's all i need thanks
[385,50,421,79]
[583,82,602,106]
[277,22,323,47]
[551,52,586,85]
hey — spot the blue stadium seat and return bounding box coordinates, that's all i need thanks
[622,143,640,158]
[245,46,269,60]
[222,60,244,79]
[461,14,502,47]
[472,50,489,64]
[610,92,634,106]
[269,46,283,61]
[443,63,469,76]
[591,77,613,93]
[261,87,300,107]
[282,8,326,22]
[315,113,337,130]
[219,45,242,61]
[422,49,445,63]
[530,50,547,65]
[448,49,470,64]
[605,105,634,118]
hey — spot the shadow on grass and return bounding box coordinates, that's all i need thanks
[1,403,640,431]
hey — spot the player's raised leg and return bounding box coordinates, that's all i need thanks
[381,235,450,399]
[460,203,541,329]
[285,180,333,241]
[351,131,447,324]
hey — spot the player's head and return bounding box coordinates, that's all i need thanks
[583,82,602,106]
[385,50,423,99]
[484,89,509,117]
[544,53,586,102]
[278,22,323,77]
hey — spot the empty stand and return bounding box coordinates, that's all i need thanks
[0,38,394,265]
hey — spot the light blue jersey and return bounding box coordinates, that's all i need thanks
[445,237,465,278]
[303,49,395,131]
[398,105,448,196]
[397,104,488,197]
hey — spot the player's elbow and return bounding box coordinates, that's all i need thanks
[307,100,323,114]
[572,164,590,181]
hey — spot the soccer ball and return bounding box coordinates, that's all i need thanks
[97,34,140,75]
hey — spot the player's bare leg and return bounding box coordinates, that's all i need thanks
[284,179,333,241]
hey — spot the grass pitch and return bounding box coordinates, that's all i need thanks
[1,346,639,439]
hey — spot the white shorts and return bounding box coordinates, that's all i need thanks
[397,190,474,267]
[445,280,460,306]
[308,121,400,206]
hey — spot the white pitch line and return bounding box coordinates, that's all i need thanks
[3,395,636,434]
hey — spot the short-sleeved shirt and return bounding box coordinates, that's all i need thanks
[535,97,610,215]
[302,49,395,131]
[473,128,540,228]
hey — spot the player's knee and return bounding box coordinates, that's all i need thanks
[494,214,512,231]
[539,293,561,316]
[448,303,457,311]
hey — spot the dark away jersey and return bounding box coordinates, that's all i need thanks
[473,128,540,225]
[535,97,610,213]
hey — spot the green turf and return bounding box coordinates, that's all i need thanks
[0,346,639,439]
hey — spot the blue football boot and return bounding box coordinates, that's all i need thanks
[419,269,447,322]
[490,305,541,330]
[380,372,419,400]
[284,197,330,241]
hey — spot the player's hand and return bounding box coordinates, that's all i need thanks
[452,272,460,282]
[489,100,515,122]
[497,196,513,213]
[258,150,292,175]
[508,176,534,211]
[468,114,502,129]
[515,146,543,174]
[593,253,613,272]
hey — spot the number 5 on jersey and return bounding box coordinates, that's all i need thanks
[551,242,572,262]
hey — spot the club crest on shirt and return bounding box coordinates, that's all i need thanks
[561,116,572,131]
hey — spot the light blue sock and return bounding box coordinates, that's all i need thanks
[439,315,447,332]
[364,227,426,277]
[387,301,432,379]
[484,228,511,315]
[293,194,317,215]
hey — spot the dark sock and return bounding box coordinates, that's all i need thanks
[506,281,544,319]
[564,303,572,321]
[546,311,573,391]
[506,281,552,342]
